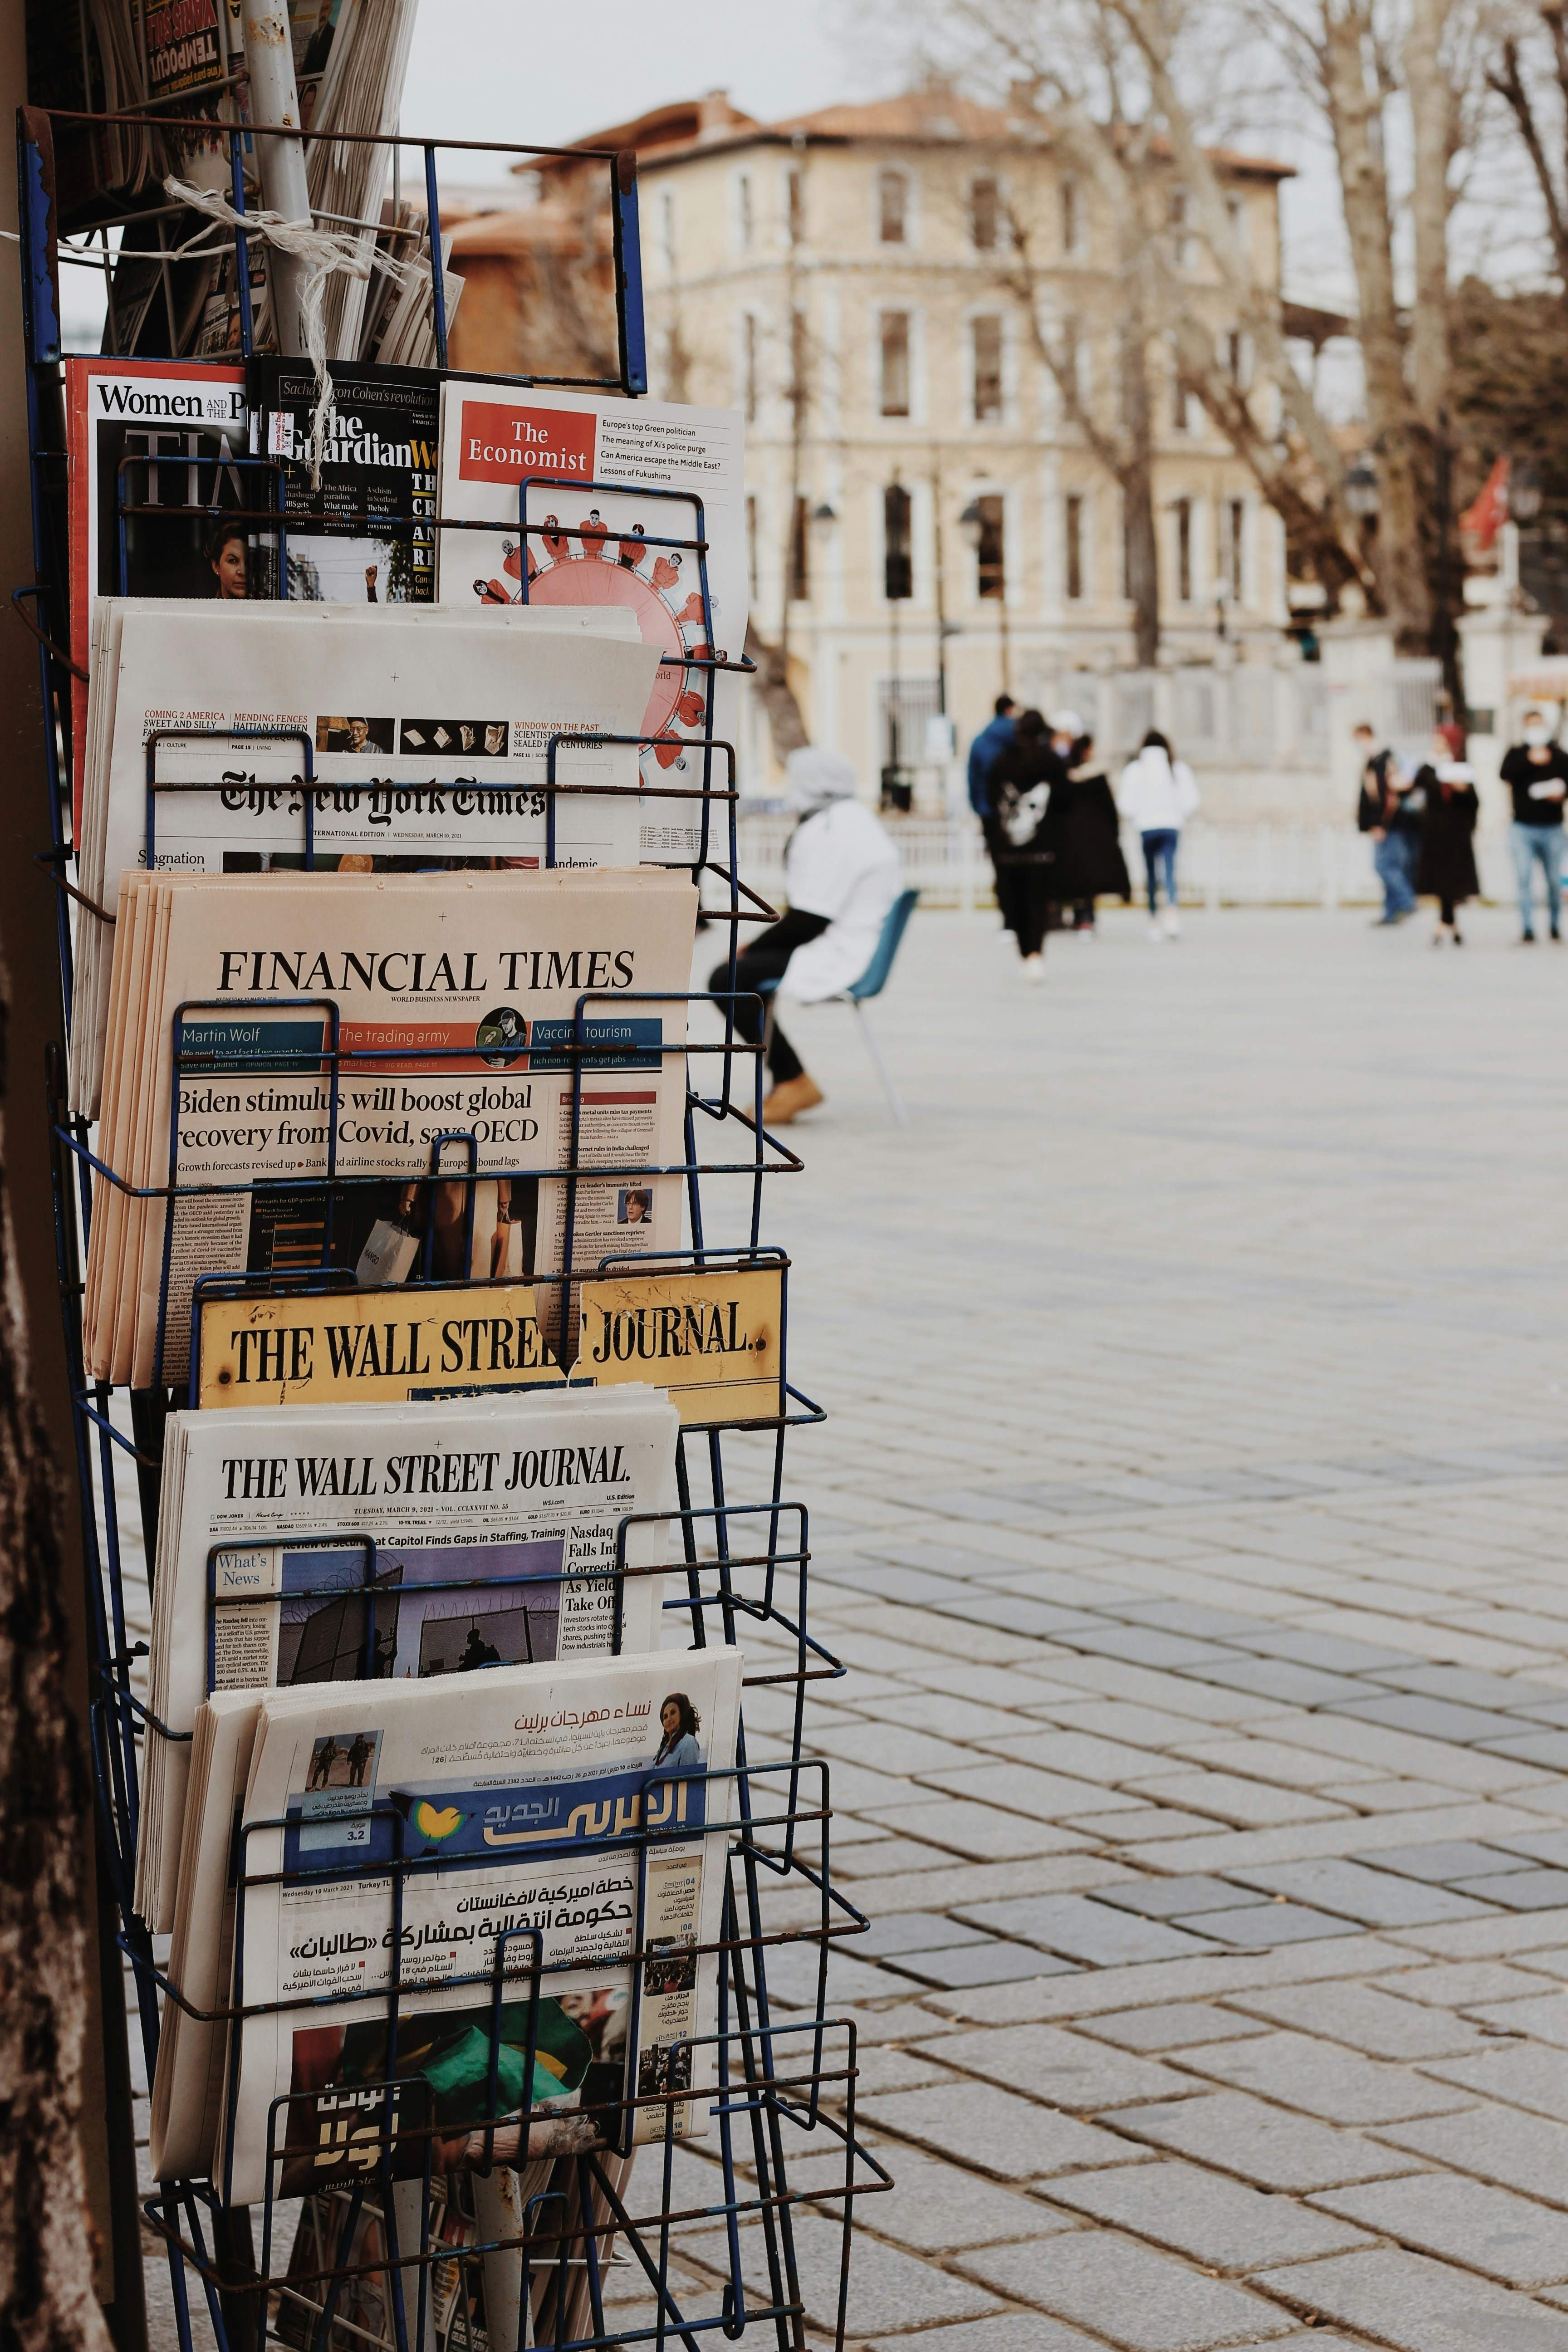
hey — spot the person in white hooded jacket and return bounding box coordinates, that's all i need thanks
[1117,729,1200,939]
[708,746,901,1123]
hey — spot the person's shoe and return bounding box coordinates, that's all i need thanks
[1162,906,1181,939]
[1554,928,1563,942]
[1023,954,1045,983]
[1452,926,1464,946]
[762,1074,824,1125]
[1521,930,1537,944]
[1372,913,1401,926]
[1147,921,1165,943]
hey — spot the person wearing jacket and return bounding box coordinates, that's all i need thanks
[1117,730,1200,939]
[708,746,901,1123]
[1052,722,1132,931]
[1413,730,1480,946]
[1500,708,1568,942]
[1354,721,1421,925]
[967,695,1018,933]
[993,709,1069,980]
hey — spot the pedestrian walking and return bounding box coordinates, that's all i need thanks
[1412,730,1479,947]
[1117,729,1200,939]
[966,695,1018,935]
[1500,707,1568,942]
[1354,720,1421,924]
[1050,720,1131,932]
[993,708,1069,981]
[707,746,900,1123]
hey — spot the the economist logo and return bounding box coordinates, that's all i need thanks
[457,400,597,484]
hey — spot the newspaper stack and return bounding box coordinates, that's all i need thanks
[81,862,696,1389]
[135,1385,681,1934]
[71,598,665,1117]
[151,1649,742,2201]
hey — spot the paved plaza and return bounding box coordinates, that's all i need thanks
[659,900,1568,2349]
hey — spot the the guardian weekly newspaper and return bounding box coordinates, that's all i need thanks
[135,1387,681,1933]
[167,1652,743,2203]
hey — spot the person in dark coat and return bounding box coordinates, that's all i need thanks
[967,695,1017,934]
[1413,729,1480,947]
[1050,725,1132,930]
[993,708,1068,980]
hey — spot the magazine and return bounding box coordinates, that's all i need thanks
[64,358,249,833]
[70,599,662,1116]
[135,1385,680,1933]
[436,386,747,862]
[203,1650,741,2204]
[250,360,439,603]
[82,866,697,1387]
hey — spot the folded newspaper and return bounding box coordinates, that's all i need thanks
[82,865,696,1387]
[135,1385,681,1934]
[71,598,662,1116]
[152,1651,742,2201]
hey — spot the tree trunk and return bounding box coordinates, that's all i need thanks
[0,966,113,2352]
[1119,315,1160,668]
[745,618,810,762]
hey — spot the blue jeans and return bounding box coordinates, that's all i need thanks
[1511,822,1563,935]
[1373,828,1418,918]
[1142,829,1178,915]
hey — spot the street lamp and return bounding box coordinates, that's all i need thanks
[1343,457,1380,521]
[1509,460,1543,525]
[810,500,837,535]
[958,498,985,549]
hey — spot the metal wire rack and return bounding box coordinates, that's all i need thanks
[16,101,880,2352]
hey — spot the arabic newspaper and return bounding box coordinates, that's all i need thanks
[436,386,746,863]
[135,1386,680,1933]
[216,1651,742,2205]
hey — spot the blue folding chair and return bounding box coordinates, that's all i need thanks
[760,887,920,1127]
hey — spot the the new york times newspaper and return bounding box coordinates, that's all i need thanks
[218,1651,742,2205]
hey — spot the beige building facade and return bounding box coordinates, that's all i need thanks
[623,89,1299,799]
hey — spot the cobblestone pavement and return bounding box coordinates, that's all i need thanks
[637,902,1568,2350]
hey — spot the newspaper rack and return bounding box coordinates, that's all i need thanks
[19,100,881,2352]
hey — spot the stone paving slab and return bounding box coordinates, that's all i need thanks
[956,2231,1299,2349]
[1308,2173,1568,2290]
[1042,2157,1375,2272]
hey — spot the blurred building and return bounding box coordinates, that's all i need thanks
[474,87,1313,804]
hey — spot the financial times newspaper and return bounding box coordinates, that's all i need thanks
[136,1387,680,1934]
[219,1651,742,2205]
[83,867,696,1387]
[436,387,746,864]
[71,599,661,1113]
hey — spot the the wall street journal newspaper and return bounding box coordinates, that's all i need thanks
[212,1651,741,2205]
[135,1386,680,1934]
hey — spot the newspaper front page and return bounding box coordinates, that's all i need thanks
[136,1387,679,1932]
[436,387,746,863]
[220,1651,742,2205]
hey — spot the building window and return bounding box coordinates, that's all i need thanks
[1172,350,1188,433]
[1065,495,1084,601]
[976,494,1005,599]
[660,190,676,273]
[789,494,809,600]
[1227,497,1245,600]
[878,168,907,244]
[737,172,753,251]
[741,313,757,421]
[746,494,758,598]
[880,310,911,418]
[972,317,1003,422]
[789,306,808,421]
[1060,176,1081,257]
[884,483,912,600]
[787,166,804,246]
[970,176,1000,250]
[1175,497,1193,602]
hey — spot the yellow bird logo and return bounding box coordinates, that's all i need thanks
[413,1801,463,1842]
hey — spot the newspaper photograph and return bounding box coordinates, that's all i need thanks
[436,386,746,862]
[136,1387,679,1933]
[220,1651,742,2205]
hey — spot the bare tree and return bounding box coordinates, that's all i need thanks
[747,167,813,761]
[0,964,113,2352]
[1487,0,1568,296]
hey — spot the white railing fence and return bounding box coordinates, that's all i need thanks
[732,814,1523,911]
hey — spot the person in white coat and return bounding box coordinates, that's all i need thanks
[709,746,901,1123]
[1117,729,1200,939]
